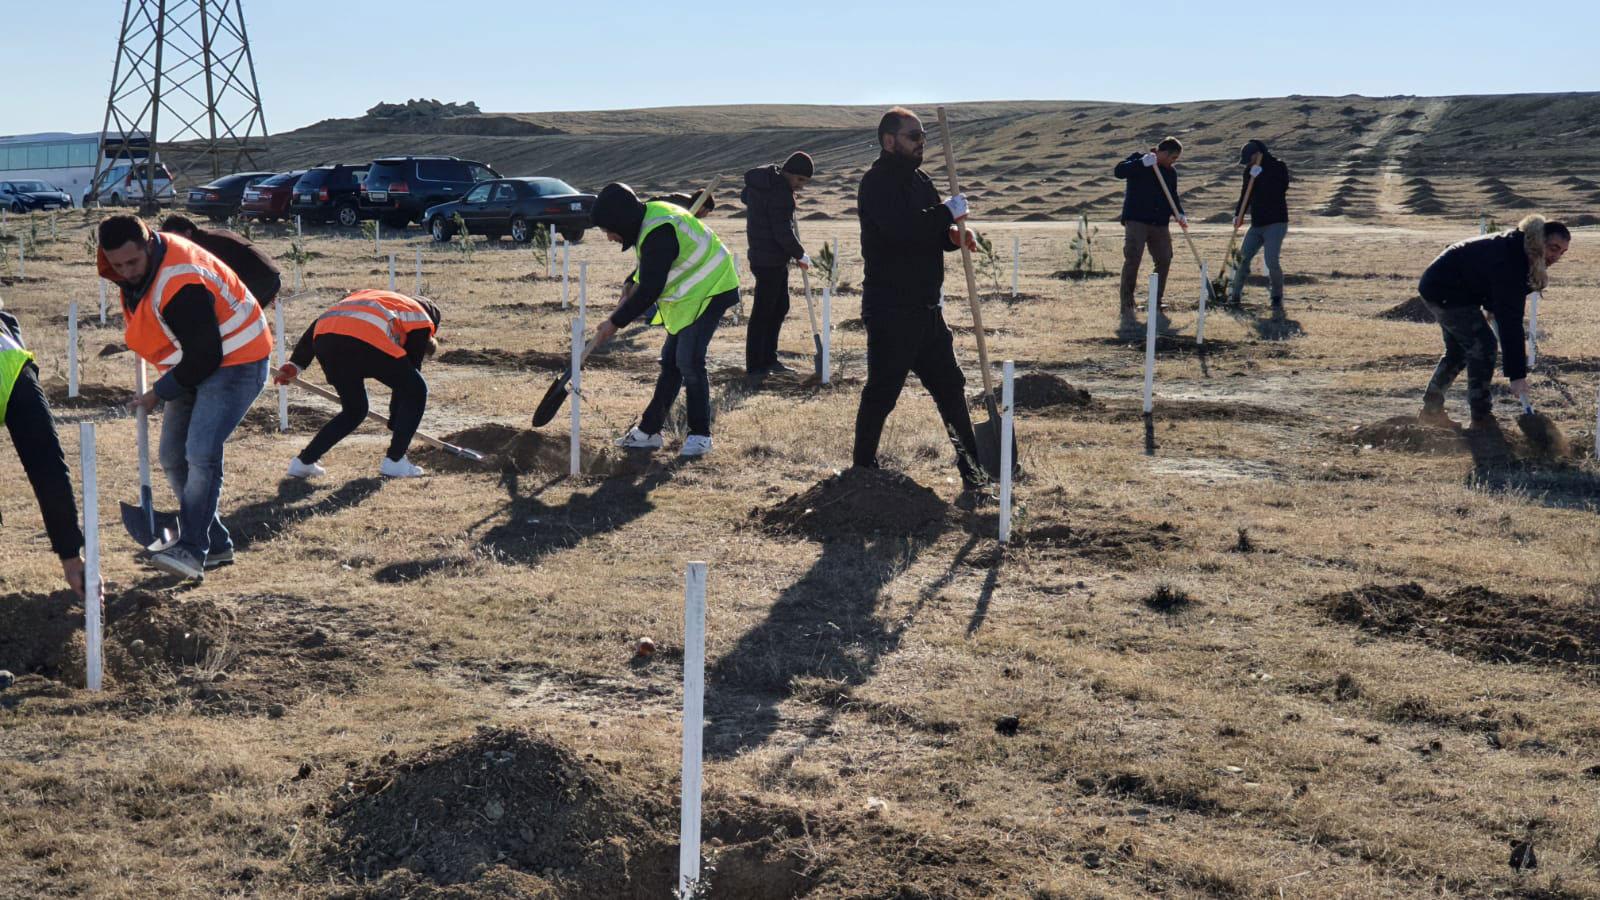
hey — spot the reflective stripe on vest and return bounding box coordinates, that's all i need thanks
[634,201,739,334]
[123,235,272,373]
[0,329,35,427]
[313,290,435,358]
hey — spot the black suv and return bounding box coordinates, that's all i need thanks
[289,163,370,227]
[361,156,499,229]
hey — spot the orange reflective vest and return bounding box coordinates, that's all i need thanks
[312,290,436,358]
[100,234,273,374]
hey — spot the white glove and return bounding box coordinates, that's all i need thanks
[1249,165,1263,177]
[943,193,969,220]
[798,253,812,270]
[1176,214,1188,227]
[1141,152,1157,167]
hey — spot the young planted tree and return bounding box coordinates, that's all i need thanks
[1064,213,1100,278]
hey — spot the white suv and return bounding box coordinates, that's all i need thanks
[85,161,176,207]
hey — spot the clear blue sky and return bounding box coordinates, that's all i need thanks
[3,1,1596,135]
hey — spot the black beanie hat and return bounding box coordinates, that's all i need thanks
[781,152,814,178]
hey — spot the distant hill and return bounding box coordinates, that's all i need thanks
[173,93,1600,225]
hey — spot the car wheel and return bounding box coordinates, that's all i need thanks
[510,216,531,243]
[558,227,585,245]
[8,202,23,214]
[430,216,452,243]
[335,203,360,228]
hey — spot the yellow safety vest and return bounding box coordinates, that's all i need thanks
[631,200,739,334]
[0,327,35,426]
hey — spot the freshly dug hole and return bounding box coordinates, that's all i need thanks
[1377,296,1436,322]
[416,423,621,476]
[753,467,950,541]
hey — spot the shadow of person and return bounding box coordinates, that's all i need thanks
[1464,424,1600,512]
[1248,305,1305,341]
[704,528,937,761]
[476,461,678,567]
[227,477,387,551]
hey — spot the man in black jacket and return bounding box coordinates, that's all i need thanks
[852,107,986,493]
[1228,140,1291,307]
[160,214,282,308]
[741,152,814,376]
[1,305,88,598]
[1416,215,1569,429]
[1113,137,1185,334]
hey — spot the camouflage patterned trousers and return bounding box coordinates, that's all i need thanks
[1422,300,1497,419]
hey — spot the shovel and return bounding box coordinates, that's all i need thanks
[1151,159,1214,307]
[799,267,824,379]
[121,360,177,548]
[937,107,1017,481]
[1218,152,1262,302]
[531,176,722,428]
[291,378,486,461]
[1517,400,1570,457]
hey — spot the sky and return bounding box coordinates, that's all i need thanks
[3,1,1597,137]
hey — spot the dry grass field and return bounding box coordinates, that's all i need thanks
[3,97,1600,898]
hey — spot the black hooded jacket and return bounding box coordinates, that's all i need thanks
[740,165,805,267]
[1113,152,1183,226]
[1418,229,1533,380]
[1236,141,1290,227]
[2,309,83,560]
[857,151,958,314]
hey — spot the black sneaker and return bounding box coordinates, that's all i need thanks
[145,546,205,581]
[204,547,235,569]
[765,361,796,376]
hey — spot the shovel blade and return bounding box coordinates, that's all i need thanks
[973,398,1019,482]
[812,335,824,380]
[530,372,573,427]
[120,500,178,548]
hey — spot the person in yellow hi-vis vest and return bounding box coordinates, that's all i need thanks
[588,183,741,458]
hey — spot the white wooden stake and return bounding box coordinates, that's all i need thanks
[1527,291,1540,369]
[1011,235,1020,298]
[388,252,396,291]
[999,361,1015,543]
[295,214,302,238]
[830,237,839,291]
[274,300,289,432]
[570,315,583,477]
[1143,274,1159,414]
[1196,261,1209,345]
[1479,215,1487,235]
[414,249,422,295]
[98,279,107,324]
[678,560,708,897]
[821,285,832,384]
[79,423,104,692]
[294,259,303,293]
[561,238,570,309]
[374,220,381,254]
[18,239,24,277]
[50,215,56,241]
[67,301,79,398]
[546,224,555,278]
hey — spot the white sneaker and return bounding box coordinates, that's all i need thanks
[615,426,663,450]
[286,456,326,479]
[380,455,426,478]
[679,435,713,458]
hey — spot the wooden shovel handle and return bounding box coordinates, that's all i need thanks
[936,106,997,399]
[1233,152,1263,232]
[292,378,464,455]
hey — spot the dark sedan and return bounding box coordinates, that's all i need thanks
[0,180,73,212]
[240,170,306,222]
[423,177,595,244]
[185,171,276,221]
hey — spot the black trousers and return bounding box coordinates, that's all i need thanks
[639,290,740,438]
[852,304,984,487]
[298,334,427,464]
[744,264,791,372]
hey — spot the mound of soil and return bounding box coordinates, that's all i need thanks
[1019,212,1055,222]
[237,401,334,435]
[45,382,125,408]
[753,467,950,541]
[1314,582,1600,671]
[414,423,620,476]
[1377,296,1436,322]
[1338,416,1468,455]
[327,726,671,890]
[0,589,226,689]
[971,372,1092,411]
[1051,269,1116,281]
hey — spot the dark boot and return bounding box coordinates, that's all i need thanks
[1418,390,1459,430]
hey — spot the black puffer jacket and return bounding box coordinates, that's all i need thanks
[1236,141,1290,227]
[740,165,805,267]
[1113,152,1183,226]
[1418,229,1533,380]
[857,152,958,314]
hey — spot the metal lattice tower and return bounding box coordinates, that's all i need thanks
[92,0,268,210]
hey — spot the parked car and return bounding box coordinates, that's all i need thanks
[85,161,176,207]
[240,170,306,222]
[361,156,499,229]
[424,177,595,244]
[184,171,276,221]
[289,163,369,227]
[0,180,74,212]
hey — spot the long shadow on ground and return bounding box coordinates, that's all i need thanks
[475,463,677,566]
[228,477,386,551]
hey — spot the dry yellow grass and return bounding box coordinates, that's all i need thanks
[0,199,1598,898]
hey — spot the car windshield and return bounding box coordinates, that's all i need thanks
[528,179,578,197]
[11,181,51,192]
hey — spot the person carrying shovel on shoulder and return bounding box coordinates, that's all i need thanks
[273,290,441,479]
[98,215,273,581]
[587,183,741,458]
[1416,215,1570,431]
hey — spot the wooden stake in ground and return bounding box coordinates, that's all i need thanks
[679,560,708,897]
[67,301,79,398]
[821,284,832,384]
[1195,262,1209,346]
[79,423,104,692]
[387,252,396,291]
[570,261,587,477]
[414,249,422,296]
[1000,360,1015,543]
[561,238,571,309]
[98,279,107,324]
[1143,274,1159,454]
[274,300,289,432]
[1011,235,1020,298]
[546,224,555,278]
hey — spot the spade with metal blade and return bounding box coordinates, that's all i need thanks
[531,176,722,428]
[937,106,1017,481]
[120,360,177,548]
[291,379,486,461]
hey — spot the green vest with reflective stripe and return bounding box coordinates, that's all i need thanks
[631,201,739,334]
[0,328,35,427]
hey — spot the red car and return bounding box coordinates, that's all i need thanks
[240,170,306,222]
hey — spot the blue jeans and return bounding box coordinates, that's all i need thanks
[639,289,739,437]
[1231,221,1289,302]
[158,359,267,560]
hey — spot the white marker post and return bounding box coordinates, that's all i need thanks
[569,315,583,477]
[294,258,303,293]
[561,238,570,309]
[1196,262,1209,346]
[295,214,302,238]
[67,301,79,398]
[18,238,24,277]
[79,423,104,692]
[1143,274,1159,414]
[999,361,1015,543]
[546,224,556,278]
[98,279,107,324]
[821,284,832,384]
[830,237,840,292]
[373,220,381,254]
[388,252,396,291]
[1527,291,1541,369]
[678,560,708,897]
[1011,235,1020,298]
[274,300,289,432]
[414,249,422,295]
